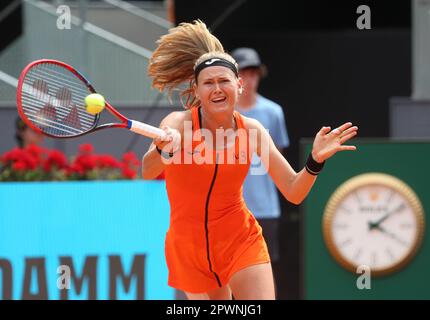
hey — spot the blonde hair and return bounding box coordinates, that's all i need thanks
[148,20,236,109]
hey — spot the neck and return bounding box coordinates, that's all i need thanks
[200,108,235,134]
[237,92,257,109]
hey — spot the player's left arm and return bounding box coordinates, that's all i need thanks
[245,117,358,205]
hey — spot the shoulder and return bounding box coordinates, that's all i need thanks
[242,115,265,132]
[160,110,192,130]
[241,115,274,155]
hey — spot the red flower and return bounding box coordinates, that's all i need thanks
[122,152,140,167]
[122,166,137,179]
[22,149,39,170]
[97,154,121,169]
[1,143,140,181]
[1,147,38,170]
[78,143,94,155]
[120,151,140,179]
[67,162,84,176]
[43,150,68,172]
[22,153,38,170]
[1,147,25,164]
[12,161,28,171]
[25,144,47,161]
[73,154,97,172]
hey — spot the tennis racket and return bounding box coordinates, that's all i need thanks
[16,59,166,139]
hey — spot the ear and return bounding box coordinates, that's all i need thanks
[238,77,244,94]
[193,82,199,99]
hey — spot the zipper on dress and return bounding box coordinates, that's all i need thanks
[204,157,222,287]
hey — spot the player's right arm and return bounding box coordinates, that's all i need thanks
[141,111,187,180]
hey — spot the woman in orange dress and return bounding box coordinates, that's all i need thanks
[142,20,358,300]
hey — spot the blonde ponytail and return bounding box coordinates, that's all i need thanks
[148,20,227,109]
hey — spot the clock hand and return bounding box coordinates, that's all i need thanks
[373,225,409,246]
[368,203,406,230]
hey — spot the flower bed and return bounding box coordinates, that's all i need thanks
[0,143,140,181]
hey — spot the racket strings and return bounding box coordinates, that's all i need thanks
[20,63,97,137]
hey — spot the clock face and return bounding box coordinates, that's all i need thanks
[323,173,425,276]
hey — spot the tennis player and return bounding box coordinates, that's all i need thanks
[142,20,358,300]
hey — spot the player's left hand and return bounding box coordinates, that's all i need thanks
[311,122,358,163]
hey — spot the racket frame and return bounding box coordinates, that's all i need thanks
[16,59,147,139]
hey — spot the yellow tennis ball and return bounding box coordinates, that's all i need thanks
[85,93,105,115]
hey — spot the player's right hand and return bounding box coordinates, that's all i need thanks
[154,126,181,154]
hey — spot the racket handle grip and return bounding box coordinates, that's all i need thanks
[128,120,167,139]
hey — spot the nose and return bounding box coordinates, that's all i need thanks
[213,82,222,93]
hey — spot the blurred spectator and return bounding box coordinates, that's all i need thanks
[231,47,290,264]
[15,117,44,148]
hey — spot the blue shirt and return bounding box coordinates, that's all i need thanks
[236,95,289,218]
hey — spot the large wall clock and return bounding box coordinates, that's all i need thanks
[322,173,425,276]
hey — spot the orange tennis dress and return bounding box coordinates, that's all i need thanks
[163,107,270,293]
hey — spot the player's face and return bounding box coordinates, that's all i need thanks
[195,66,242,113]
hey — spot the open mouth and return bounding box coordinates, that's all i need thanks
[211,97,227,104]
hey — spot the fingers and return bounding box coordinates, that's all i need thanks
[170,129,182,153]
[339,130,358,144]
[154,126,181,153]
[338,145,357,151]
[154,126,171,145]
[337,122,353,132]
[327,123,358,137]
[161,126,174,142]
[319,126,331,135]
[331,128,341,135]
[340,126,358,136]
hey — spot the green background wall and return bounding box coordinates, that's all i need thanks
[301,139,429,299]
